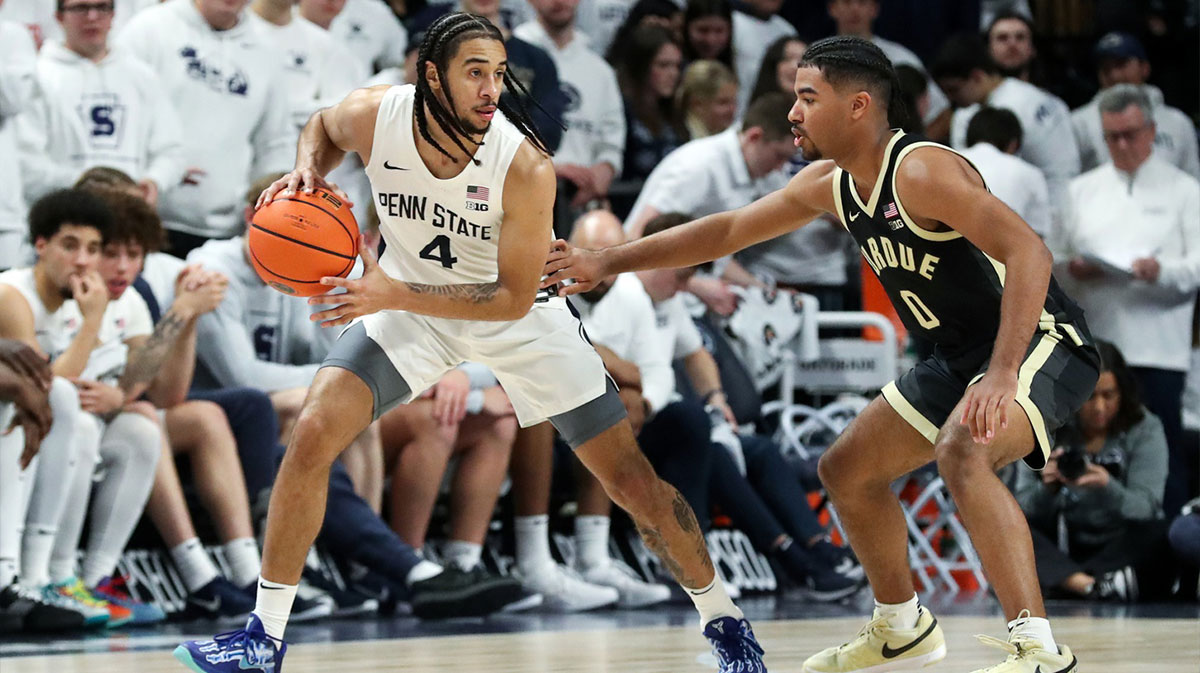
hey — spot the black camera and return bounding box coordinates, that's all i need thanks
[1057,444,1090,481]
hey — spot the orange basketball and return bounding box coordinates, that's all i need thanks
[248,188,359,296]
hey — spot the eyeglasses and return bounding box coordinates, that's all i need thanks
[61,2,115,15]
[1102,125,1150,144]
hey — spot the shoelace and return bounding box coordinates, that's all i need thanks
[836,615,891,654]
[708,622,765,673]
[209,627,281,669]
[974,635,1044,663]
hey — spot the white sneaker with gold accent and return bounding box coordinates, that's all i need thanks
[967,635,1078,673]
[802,606,946,672]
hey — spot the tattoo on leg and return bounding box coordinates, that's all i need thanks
[633,486,715,589]
[673,490,699,534]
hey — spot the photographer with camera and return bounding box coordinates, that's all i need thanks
[1015,341,1172,601]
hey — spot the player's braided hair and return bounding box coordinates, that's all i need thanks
[415,12,557,165]
[799,36,911,131]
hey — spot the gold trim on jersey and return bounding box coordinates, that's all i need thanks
[891,141,963,242]
[832,167,849,231]
[847,131,908,217]
[882,381,940,445]
[1014,332,1060,460]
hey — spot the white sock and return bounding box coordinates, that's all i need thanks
[81,550,122,587]
[687,577,743,629]
[222,538,262,588]
[254,576,298,640]
[170,538,221,593]
[873,594,921,630]
[442,540,482,572]
[20,528,56,588]
[1008,613,1057,653]
[515,515,553,571]
[405,559,443,585]
[574,515,610,570]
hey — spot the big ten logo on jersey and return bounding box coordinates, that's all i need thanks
[78,94,125,148]
[178,46,250,97]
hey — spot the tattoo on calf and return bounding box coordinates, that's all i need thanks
[633,488,715,589]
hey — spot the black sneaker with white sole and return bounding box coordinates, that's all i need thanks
[186,577,255,623]
[300,569,379,617]
[410,566,528,619]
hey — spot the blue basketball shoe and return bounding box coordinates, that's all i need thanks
[173,614,286,672]
[704,616,767,672]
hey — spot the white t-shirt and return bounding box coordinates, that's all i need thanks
[571,273,674,413]
[117,0,296,238]
[330,0,408,74]
[17,41,185,203]
[1055,157,1200,372]
[0,267,153,384]
[250,12,369,130]
[626,128,782,231]
[960,142,1051,237]
[653,292,704,361]
[732,11,796,110]
[0,21,37,236]
[950,77,1080,228]
[513,21,625,172]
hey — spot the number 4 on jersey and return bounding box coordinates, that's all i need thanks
[419,235,458,269]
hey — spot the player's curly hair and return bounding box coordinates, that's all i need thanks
[415,12,557,165]
[799,36,910,131]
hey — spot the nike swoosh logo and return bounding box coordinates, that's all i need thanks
[849,211,861,222]
[191,596,222,612]
[383,160,409,171]
[881,615,938,658]
[259,582,284,590]
[1034,656,1078,673]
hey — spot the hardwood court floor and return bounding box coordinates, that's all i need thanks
[3,615,1197,673]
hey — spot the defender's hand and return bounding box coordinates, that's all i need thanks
[960,370,1017,444]
[309,239,394,328]
[256,168,353,210]
[541,240,606,296]
[432,369,471,426]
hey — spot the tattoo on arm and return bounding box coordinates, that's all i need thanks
[403,281,500,304]
[119,310,188,391]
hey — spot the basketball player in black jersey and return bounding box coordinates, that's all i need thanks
[544,36,1097,673]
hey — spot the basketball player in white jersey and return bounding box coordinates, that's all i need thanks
[175,13,766,673]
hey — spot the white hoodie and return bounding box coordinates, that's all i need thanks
[17,40,185,203]
[1071,84,1200,181]
[0,21,37,240]
[117,0,296,238]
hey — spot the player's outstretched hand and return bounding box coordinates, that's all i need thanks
[959,370,1017,444]
[309,238,393,328]
[541,239,606,296]
[255,168,353,210]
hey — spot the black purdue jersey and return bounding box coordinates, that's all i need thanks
[834,132,1085,359]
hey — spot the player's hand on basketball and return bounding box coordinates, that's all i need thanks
[960,369,1017,444]
[541,240,606,296]
[433,369,471,426]
[72,379,126,416]
[309,238,393,327]
[71,271,109,323]
[481,387,514,417]
[256,168,353,210]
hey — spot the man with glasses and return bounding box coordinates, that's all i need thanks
[1054,84,1200,520]
[1070,32,1199,180]
[17,0,184,210]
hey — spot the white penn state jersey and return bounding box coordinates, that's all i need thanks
[365,85,527,289]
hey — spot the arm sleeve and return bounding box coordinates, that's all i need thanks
[250,71,299,177]
[593,63,625,173]
[194,284,319,391]
[141,68,186,191]
[0,25,37,119]
[640,161,711,216]
[1023,99,1081,226]
[1157,177,1200,292]
[1104,413,1169,521]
